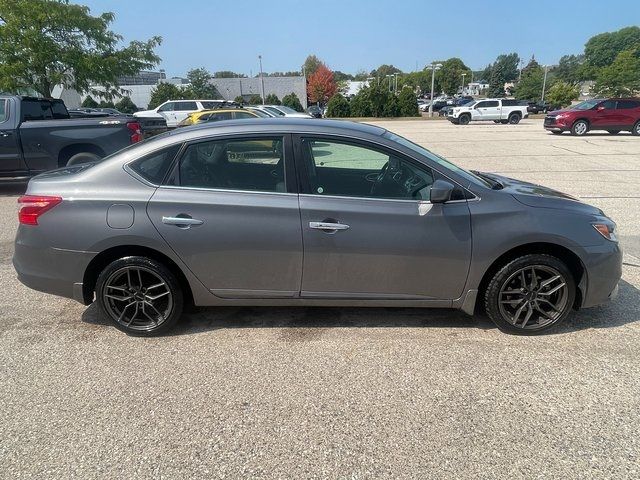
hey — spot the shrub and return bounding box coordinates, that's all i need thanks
[234,95,245,104]
[98,100,115,108]
[326,94,350,117]
[349,90,373,117]
[114,96,138,114]
[265,93,281,105]
[247,94,263,105]
[81,96,98,108]
[398,87,419,116]
[545,81,580,108]
[282,92,303,112]
[382,95,399,117]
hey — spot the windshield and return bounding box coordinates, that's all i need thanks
[277,106,298,114]
[383,131,493,188]
[572,99,601,110]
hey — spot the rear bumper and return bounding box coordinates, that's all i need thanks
[13,235,95,304]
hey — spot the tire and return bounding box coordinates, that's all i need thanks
[608,130,620,135]
[571,120,589,136]
[484,254,576,335]
[632,121,640,136]
[96,256,184,336]
[66,152,101,166]
[508,113,521,124]
[458,114,470,125]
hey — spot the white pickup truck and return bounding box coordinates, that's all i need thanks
[447,98,528,125]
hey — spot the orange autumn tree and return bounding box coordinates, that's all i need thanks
[307,64,337,105]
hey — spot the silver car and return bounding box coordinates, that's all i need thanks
[13,119,621,336]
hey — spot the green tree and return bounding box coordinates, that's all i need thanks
[98,100,115,108]
[399,69,438,97]
[265,93,281,105]
[513,59,545,101]
[148,83,185,109]
[545,82,580,108]
[382,95,399,117]
[185,68,220,99]
[436,58,472,95]
[302,55,323,76]
[348,82,395,118]
[234,95,245,104]
[370,64,402,79]
[115,96,138,114]
[282,92,303,112]
[555,54,586,83]
[81,96,99,108]
[326,93,350,117]
[594,49,640,96]
[247,94,263,105]
[333,70,354,82]
[398,87,419,116]
[214,71,246,78]
[486,53,520,97]
[584,26,640,69]
[0,0,161,98]
[349,90,372,117]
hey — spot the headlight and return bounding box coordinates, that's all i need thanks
[593,223,618,242]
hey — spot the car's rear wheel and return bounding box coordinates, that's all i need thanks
[571,120,589,136]
[608,130,620,135]
[484,254,575,335]
[632,121,640,136]
[458,114,470,125]
[96,256,183,336]
[508,113,521,124]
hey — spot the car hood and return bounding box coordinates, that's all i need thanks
[481,172,603,215]
[547,108,576,116]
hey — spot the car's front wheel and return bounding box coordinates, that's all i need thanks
[571,120,589,136]
[458,114,470,125]
[96,256,184,336]
[632,121,640,136]
[484,254,575,335]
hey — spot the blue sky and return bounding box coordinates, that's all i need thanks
[83,0,640,76]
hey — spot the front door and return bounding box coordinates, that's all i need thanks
[148,134,303,298]
[0,99,22,173]
[473,100,501,121]
[591,100,619,128]
[295,137,472,300]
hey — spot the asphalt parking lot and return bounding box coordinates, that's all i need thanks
[1,119,639,479]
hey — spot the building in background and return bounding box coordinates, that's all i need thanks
[116,70,166,85]
[210,76,307,109]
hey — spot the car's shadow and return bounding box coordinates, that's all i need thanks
[0,184,27,196]
[81,279,640,337]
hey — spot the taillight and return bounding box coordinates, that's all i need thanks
[127,121,143,143]
[18,195,62,225]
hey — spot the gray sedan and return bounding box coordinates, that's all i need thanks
[13,119,621,336]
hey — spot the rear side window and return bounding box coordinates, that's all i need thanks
[209,111,232,122]
[600,100,616,109]
[616,100,640,109]
[128,145,181,185]
[476,100,499,108]
[201,101,221,109]
[0,100,7,122]
[21,100,54,121]
[175,101,198,111]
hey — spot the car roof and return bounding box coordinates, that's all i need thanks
[193,108,253,115]
[161,118,387,141]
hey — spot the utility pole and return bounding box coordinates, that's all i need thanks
[541,65,549,102]
[428,62,442,117]
[258,55,265,105]
[461,73,466,95]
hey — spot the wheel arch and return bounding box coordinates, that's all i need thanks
[81,245,194,308]
[476,242,585,313]
[58,143,106,167]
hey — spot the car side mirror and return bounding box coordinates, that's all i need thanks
[430,179,455,203]
[596,106,605,111]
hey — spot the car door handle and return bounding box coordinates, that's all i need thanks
[0,131,12,137]
[309,221,350,231]
[162,215,204,228]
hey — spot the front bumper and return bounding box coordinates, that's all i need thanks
[579,242,623,308]
[544,115,570,131]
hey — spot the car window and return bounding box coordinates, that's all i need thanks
[157,102,174,112]
[175,101,198,111]
[51,101,68,119]
[264,106,285,116]
[128,145,181,185]
[201,101,221,109]
[21,100,55,121]
[476,100,498,108]
[600,100,616,109]
[178,137,285,193]
[301,138,434,200]
[616,100,640,109]
[209,112,232,121]
[0,100,8,123]
[234,111,256,119]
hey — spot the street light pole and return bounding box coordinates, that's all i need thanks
[258,55,265,105]
[428,62,442,118]
[461,73,467,95]
[541,65,549,102]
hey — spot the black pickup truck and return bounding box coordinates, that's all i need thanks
[0,95,166,180]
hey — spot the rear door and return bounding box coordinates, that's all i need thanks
[615,100,640,128]
[172,101,199,125]
[147,133,302,299]
[157,102,177,126]
[0,98,22,172]
[473,100,500,120]
[294,136,472,300]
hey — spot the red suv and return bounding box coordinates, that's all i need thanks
[544,98,640,136]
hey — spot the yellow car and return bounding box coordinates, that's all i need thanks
[177,108,268,127]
